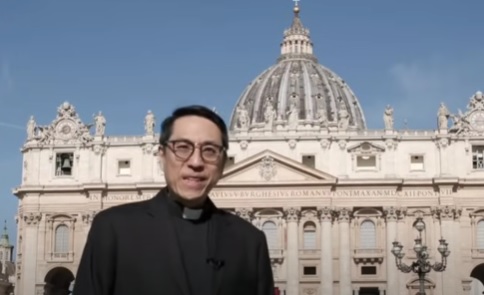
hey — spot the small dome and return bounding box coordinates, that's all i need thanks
[229,5,367,133]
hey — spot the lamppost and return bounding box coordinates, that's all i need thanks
[391,217,450,295]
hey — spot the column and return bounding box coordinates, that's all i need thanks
[337,140,347,177]
[440,206,458,295]
[91,143,105,182]
[142,142,155,181]
[431,207,443,295]
[284,207,300,295]
[384,207,399,294]
[318,207,333,295]
[437,138,449,176]
[397,208,408,295]
[337,208,352,295]
[384,139,397,177]
[21,212,42,295]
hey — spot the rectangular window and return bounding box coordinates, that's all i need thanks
[356,155,376,169]
[303,266,317,275]
[55,153,74,176]
[302,155,315,168]
[118,160,131,175]
[472,146,484,170]
[361,266,377,275]
[410,155,424,171]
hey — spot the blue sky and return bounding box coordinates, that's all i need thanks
[1,0,484,246]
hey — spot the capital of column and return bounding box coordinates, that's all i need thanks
[284,207,301,222]
[434,205,462,221]
[336,207,352,223]
[82,211,97,225]
[235,207,254,222]
[383,206,401,222]
[318,206,335,222]
[23,212,42,226]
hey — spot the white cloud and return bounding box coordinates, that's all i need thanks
[388,52,484,129]
[0,122,24,130]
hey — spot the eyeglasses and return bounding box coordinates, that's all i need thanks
[163,139,225,163]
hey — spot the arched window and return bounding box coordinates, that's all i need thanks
[54,224,69,253]
[303,221,317,249]
[360,220,376,249]
[262,221,278,249]
[477,220,484,249]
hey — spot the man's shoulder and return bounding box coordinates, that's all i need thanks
[93,198,152,222]
[218,209,264,238]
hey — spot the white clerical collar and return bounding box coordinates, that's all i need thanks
[182,207,203,220]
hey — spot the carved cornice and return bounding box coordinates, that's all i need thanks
[284,207,300,222]
[23,212,42,226]
[235,208,253,222]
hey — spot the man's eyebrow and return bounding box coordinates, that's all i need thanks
[169,138,222,146]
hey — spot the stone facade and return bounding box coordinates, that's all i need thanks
[0,222,15,295]
[10,4,484,295]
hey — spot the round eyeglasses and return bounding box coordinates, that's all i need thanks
[163,140,225,163]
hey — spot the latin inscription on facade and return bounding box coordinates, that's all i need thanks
[210,188,454,198]
[87,188,454,201]
[88,194,155,201]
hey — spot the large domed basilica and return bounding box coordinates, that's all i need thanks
[9,2,484,295]
[229,5,366,133]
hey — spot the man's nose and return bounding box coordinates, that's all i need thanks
[187,149,204,167]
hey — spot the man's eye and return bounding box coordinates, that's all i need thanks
[202,147,217,154]
[175,144,191,150]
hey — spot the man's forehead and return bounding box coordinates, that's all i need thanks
[171,116,222,141]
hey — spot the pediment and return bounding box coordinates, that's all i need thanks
[219,149,336,185]
[347,141,385,153]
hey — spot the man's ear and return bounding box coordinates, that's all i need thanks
[158,147,166,170]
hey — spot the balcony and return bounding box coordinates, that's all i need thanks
[269,248,284,264]
[299,249,320,259]
[471,248,484,258]
[353,248,384,264]
[48,251,74,262]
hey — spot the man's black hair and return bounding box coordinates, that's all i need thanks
[159,105,229,150]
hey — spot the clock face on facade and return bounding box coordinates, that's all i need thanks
[56,120,77,139]
[469,111,484,132]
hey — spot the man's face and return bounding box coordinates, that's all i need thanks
[159,115,225,206]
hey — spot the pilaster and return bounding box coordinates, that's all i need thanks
[284,207,300,295]
[21,212,42,295]
[318,206,334,295]
[336,207,352,295]
[383,206,399,294]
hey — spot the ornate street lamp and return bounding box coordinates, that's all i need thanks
[391,217,450,295]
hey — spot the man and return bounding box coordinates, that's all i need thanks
[73,105,274,295]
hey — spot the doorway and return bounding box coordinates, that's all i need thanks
[359,287,379,295]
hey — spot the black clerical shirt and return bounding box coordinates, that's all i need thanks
[165,194,213,295]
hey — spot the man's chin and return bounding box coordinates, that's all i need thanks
[177,189,207,205]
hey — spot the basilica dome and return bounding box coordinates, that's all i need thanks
[229,5,367,133]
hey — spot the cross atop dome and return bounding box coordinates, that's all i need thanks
[293,0,300,13]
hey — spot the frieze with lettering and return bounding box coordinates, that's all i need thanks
[210,188,453,199]
[88,194,155,201]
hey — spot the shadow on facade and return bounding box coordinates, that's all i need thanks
[43,267,74,295]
